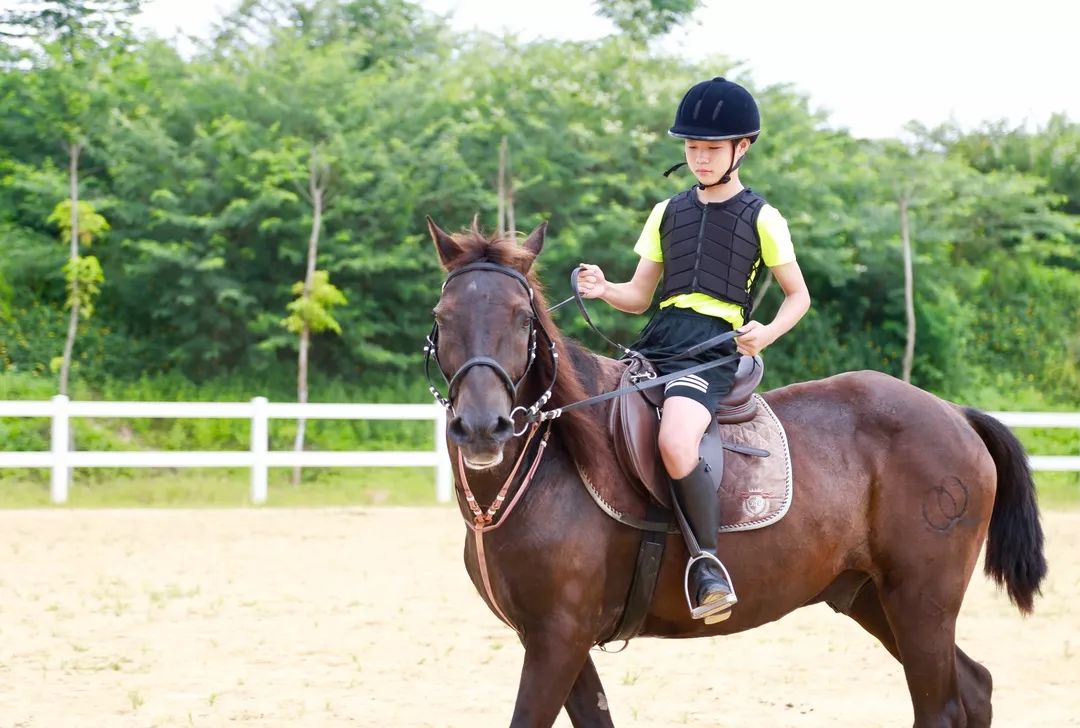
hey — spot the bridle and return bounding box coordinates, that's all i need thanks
[424,260,560,437]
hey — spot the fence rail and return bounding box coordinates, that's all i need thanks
[0,396,450,504]
[0,399,1076,504]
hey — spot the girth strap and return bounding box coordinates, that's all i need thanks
[602,501,671,646]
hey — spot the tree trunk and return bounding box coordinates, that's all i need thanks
[59,141,81,397]
[496,136,515,237]
[900,194,916,383]
[505,140,515,236]
[292,149,324,486]
[292,322,310,486]
[497,136,507,236]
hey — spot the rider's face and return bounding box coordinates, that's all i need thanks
[684,138,747,186]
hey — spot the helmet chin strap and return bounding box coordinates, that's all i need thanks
[700,140,743,189]
[662,140,745,189]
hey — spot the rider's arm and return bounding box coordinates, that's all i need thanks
[595,200,667,314]
[763,261,810,338]
[598,258,663,314]
[578,199,666,313]
[737,205,811,355]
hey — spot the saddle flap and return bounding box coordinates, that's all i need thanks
[606,394,793,533]
[609,360,666,501]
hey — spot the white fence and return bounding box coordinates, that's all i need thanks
[0,396,450,504]
[0,399,1077,505]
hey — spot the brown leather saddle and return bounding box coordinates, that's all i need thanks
[610,355,763,495]
[609,355,792,531]
[601,355,795,644]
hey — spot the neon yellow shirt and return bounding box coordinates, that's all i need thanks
[633,196,796,329]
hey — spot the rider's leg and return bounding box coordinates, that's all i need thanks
[658,395,736,619]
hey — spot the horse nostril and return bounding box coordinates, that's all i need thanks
[447,417,470,444]
[492,416,514,442]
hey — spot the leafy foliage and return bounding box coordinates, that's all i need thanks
[594,0,703,40]
[0,0,1076,413]
[62,254,104,316]
[282,270,346,336]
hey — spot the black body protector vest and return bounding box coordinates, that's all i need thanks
[659,187,768,321]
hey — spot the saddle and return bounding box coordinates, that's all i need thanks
[609,355,792,532]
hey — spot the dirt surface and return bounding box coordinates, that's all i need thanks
[0,507,1077,727]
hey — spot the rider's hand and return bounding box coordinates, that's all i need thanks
[736,320,775,357]
[577,264,608,300]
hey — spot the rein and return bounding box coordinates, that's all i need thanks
[523,265,742,423]
[426,261,743,427]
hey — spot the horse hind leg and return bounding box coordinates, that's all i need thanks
[954,647,993,726]
[844,582,992,727]
[563,654,616,728]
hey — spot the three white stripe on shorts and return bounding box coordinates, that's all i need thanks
[665,373,709,393]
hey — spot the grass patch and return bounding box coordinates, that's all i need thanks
[1034,472,1080,510]
[0,468,1076,510]
[0,467,444,507]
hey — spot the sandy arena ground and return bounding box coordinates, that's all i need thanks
[0,507,1077,727]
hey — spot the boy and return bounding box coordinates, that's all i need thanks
[577,77,811,621]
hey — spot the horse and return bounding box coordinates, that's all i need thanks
[423,217,1047,728]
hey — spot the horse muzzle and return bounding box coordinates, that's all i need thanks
[448,411,515,469]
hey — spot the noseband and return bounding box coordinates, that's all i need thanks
[425,261,559,436]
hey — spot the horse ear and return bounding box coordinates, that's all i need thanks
[521,221,547,267]
[427,216,461,269]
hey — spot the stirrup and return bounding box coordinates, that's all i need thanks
[684,552,738,623]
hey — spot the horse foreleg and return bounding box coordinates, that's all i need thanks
[509,624,594,728]
[563,654,616,728]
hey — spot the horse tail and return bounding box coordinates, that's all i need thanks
[963,407,1047,614]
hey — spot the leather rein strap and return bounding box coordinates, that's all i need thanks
[523,266,742,424]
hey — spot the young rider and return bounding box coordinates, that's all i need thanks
[577,77,811,621]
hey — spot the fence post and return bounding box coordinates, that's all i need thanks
[50,394,69,504]
[434,405,451,503]
[250,396,269,504]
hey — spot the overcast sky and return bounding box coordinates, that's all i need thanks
[135,0,1080,139]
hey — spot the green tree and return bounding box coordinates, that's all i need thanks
[2,0,143,393]
[594,0,702,40]
[47,199,108,388]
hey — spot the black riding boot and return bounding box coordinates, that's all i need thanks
[672,459,737,621]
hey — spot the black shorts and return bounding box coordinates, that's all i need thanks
[629,307,739,413]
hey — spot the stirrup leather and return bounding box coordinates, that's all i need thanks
[684,552,738,623]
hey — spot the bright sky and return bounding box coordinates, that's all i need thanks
[136,0,1080,139]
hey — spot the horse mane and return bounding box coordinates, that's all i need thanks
[441,224,617,484]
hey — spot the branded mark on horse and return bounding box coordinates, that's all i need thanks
[425,217,1047,728]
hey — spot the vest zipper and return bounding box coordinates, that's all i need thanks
[691,206,708,289]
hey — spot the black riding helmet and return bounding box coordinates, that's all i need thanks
[664,77,761,187]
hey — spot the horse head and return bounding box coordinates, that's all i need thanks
[426,216,549,470]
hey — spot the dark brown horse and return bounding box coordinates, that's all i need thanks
[425,218,1046,728]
